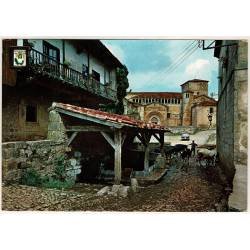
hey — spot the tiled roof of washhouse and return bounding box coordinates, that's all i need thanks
[51,102,168,131]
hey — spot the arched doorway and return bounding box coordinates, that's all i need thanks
[150,116,160,125]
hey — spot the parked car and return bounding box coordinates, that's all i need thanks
[181,133,190,141]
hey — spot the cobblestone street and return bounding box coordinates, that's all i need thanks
[2,155,227,212]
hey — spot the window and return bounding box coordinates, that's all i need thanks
[43,41,60,63]
[186,93,189,98]
[167,113,171,118]
[92,70,100,82]
[210,107,214,113]
[26,105,37,122]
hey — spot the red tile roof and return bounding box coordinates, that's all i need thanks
[128,92,182,99]
[193,100,217,107]
[193,94,217,102]
[52,102,167,131]
[181,79,209,86]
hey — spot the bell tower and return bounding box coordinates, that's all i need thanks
[180,79,209,126]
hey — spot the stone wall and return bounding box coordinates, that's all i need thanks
[215,40,248,211]
[125,102,182,127]
[192,105,217,129]
[2,140,67,183]
[2,81,109,142]
[181,81,209,126]
[168,126,197,135]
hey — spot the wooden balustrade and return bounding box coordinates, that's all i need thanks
[28,48,117,101]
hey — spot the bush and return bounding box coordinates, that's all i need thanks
[20,155,74,190]
[20,168,42,187]
[53,155,70,181]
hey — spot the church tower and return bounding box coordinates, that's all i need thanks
[180,79,209,126]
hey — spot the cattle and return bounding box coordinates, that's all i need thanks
[196,148,217,167]
[163,144,187,160]
[181,148,192,162]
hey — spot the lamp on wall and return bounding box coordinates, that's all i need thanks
[208,113,213,128]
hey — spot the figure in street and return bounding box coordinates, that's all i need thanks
[190,140,198,156]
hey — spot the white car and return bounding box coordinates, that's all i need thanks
[181,133,190,141]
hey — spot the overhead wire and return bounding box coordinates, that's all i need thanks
[163,40,198,74]
[143,40,197,85]
[166,44,199,75]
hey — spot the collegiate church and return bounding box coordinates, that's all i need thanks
[125,79,217,129]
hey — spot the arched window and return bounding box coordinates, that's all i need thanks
[150,116,160,125]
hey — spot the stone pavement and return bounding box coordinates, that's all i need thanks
[1,155,227,212]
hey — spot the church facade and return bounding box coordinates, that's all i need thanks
[125,79,217,129]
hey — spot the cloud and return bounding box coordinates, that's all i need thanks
[103,40,218,93]
[103,43,126,64]
[128,68,185,92]
[185,59,210,78]
[103,40,172,72]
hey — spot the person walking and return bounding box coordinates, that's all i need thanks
[190,140,198,156]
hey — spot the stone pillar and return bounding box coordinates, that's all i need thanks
[47,110,68,142]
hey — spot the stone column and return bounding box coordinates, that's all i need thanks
[47,110,68,142]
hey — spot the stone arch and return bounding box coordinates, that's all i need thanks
[150,116,160,125]
[145,111,165,126]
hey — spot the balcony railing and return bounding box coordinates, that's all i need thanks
[28,48,117,101]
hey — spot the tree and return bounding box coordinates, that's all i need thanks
[100,65,129,115]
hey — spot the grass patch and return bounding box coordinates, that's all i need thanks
[41,177,74,189]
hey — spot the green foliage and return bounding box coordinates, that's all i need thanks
[63,60,71,67]
[54,155,67,180]
[42,177,74,189]
[99,103,117,114]
[20,155,74,190]
[20,168,42,187]
[100,65,129,115]
[116,66,129,114]
[116,66,129,102]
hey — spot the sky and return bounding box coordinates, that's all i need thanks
[102,40,219,97]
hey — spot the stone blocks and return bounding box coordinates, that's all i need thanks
[2,140,68,183]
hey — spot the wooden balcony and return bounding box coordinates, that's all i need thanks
[28,48,117,101]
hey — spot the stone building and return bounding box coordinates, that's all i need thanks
[125,79,217,129]
[214,40,248,211]
[2,39,124,142]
